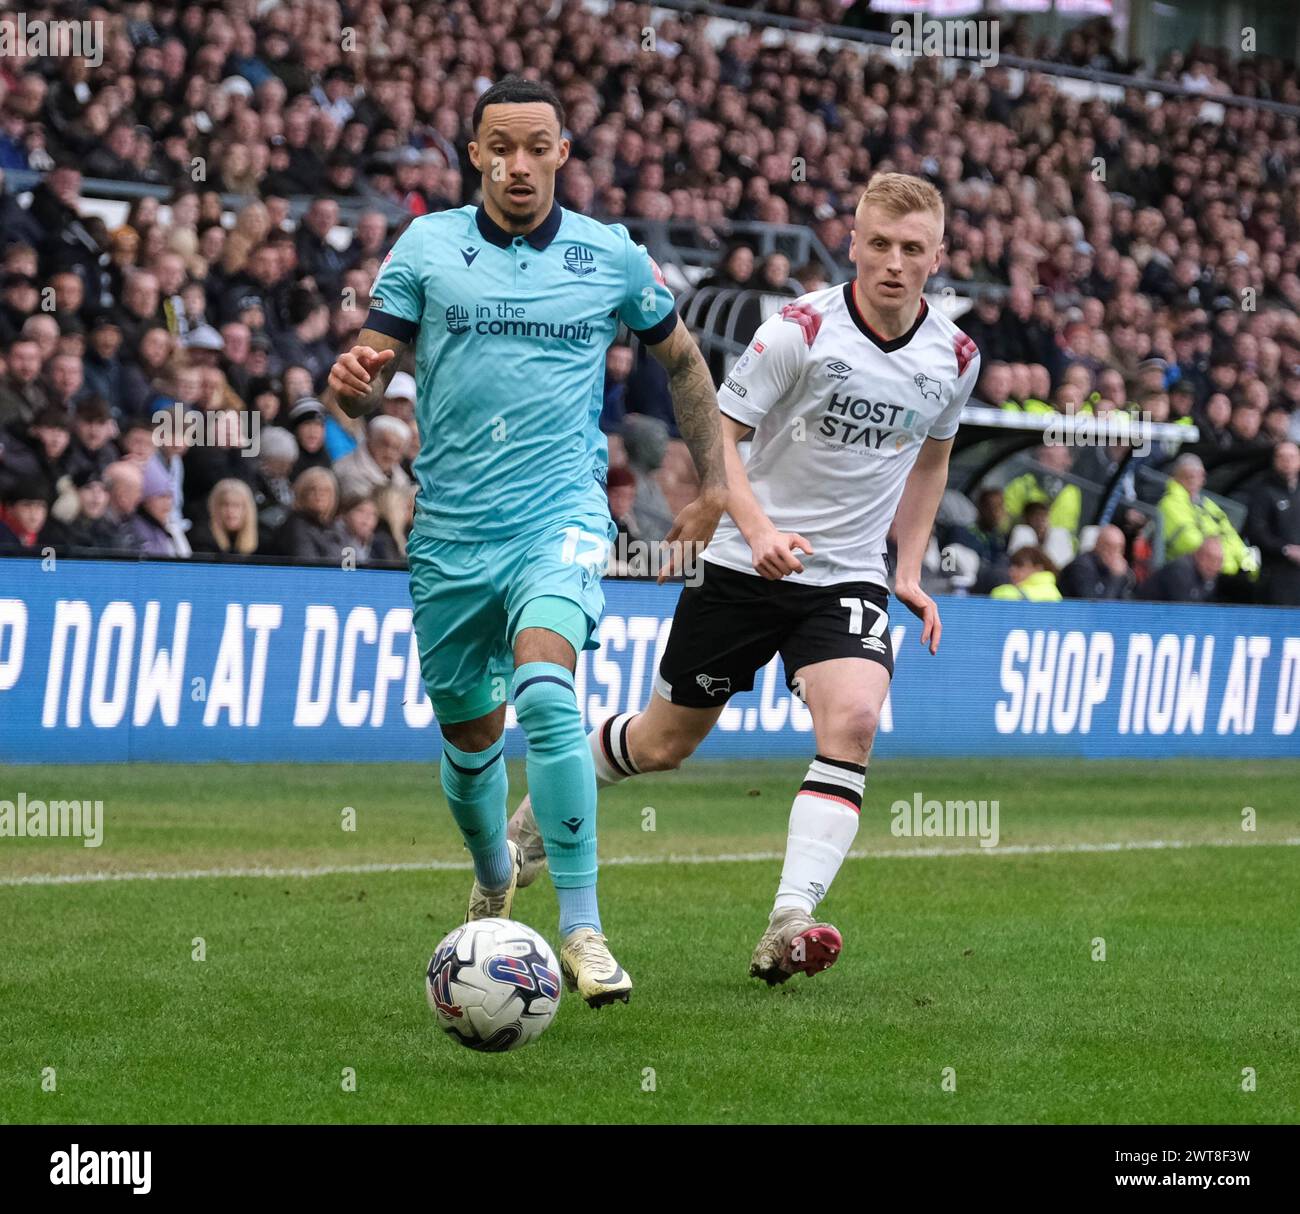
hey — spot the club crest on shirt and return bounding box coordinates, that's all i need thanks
[914,373,942,401]
[564,245,597,276]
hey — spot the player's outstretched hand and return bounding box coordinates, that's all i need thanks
[328,345,396,410]
[894,579,941,654]
[748,526,813,580]
[658,492,726,584]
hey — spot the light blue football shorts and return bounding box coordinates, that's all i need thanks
[406,511,616,724]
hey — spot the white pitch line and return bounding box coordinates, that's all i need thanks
[1,835,1298,888]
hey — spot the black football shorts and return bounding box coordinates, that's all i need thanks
[656,560,894,708]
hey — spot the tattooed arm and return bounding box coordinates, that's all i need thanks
[644,318,729,579]
[645,316,727,499]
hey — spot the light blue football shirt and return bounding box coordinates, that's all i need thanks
[364,202,677,540]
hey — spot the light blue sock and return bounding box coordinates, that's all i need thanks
[555,884,600,938]
[439,735,512,891]
[512,662,601,936]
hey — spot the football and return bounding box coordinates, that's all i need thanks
[426,918,562,1052]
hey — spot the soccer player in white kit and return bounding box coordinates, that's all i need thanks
[511,172,981,984]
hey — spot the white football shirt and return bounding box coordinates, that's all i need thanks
[705,281,980,588]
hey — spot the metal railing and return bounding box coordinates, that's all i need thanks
[620,216,844,279]
[0,167,409,227]
[675,284,795,363]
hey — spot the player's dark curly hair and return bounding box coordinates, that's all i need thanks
[472,76,566,135]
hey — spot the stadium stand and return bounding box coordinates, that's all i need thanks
[1,1,1298,605]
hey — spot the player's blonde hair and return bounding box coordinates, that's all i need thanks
[855,172,945,232]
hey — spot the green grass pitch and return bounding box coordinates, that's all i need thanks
[1,759,1297,1124]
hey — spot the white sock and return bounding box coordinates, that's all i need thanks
[774,755,865,916]
[589,712,641,788]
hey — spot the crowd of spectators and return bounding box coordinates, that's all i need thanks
[755,5,1297,93]
[0,2,1297,602]
[931,443,1300,606]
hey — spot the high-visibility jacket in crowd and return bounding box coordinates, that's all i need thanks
[1159,480,1256,577]
[1003,473,1082,536]
[1000,397,1056,415]
[990,570,1063,601]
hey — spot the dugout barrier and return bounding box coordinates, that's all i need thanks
[1,557,1298,763]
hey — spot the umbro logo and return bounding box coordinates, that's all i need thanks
[809,881,826,899]
[561,816,584,834]
[861,636,887,653]
[461,247,479,266]
[825,360,852,381]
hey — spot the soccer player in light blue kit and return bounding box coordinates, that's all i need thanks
[327,78,727,1007]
